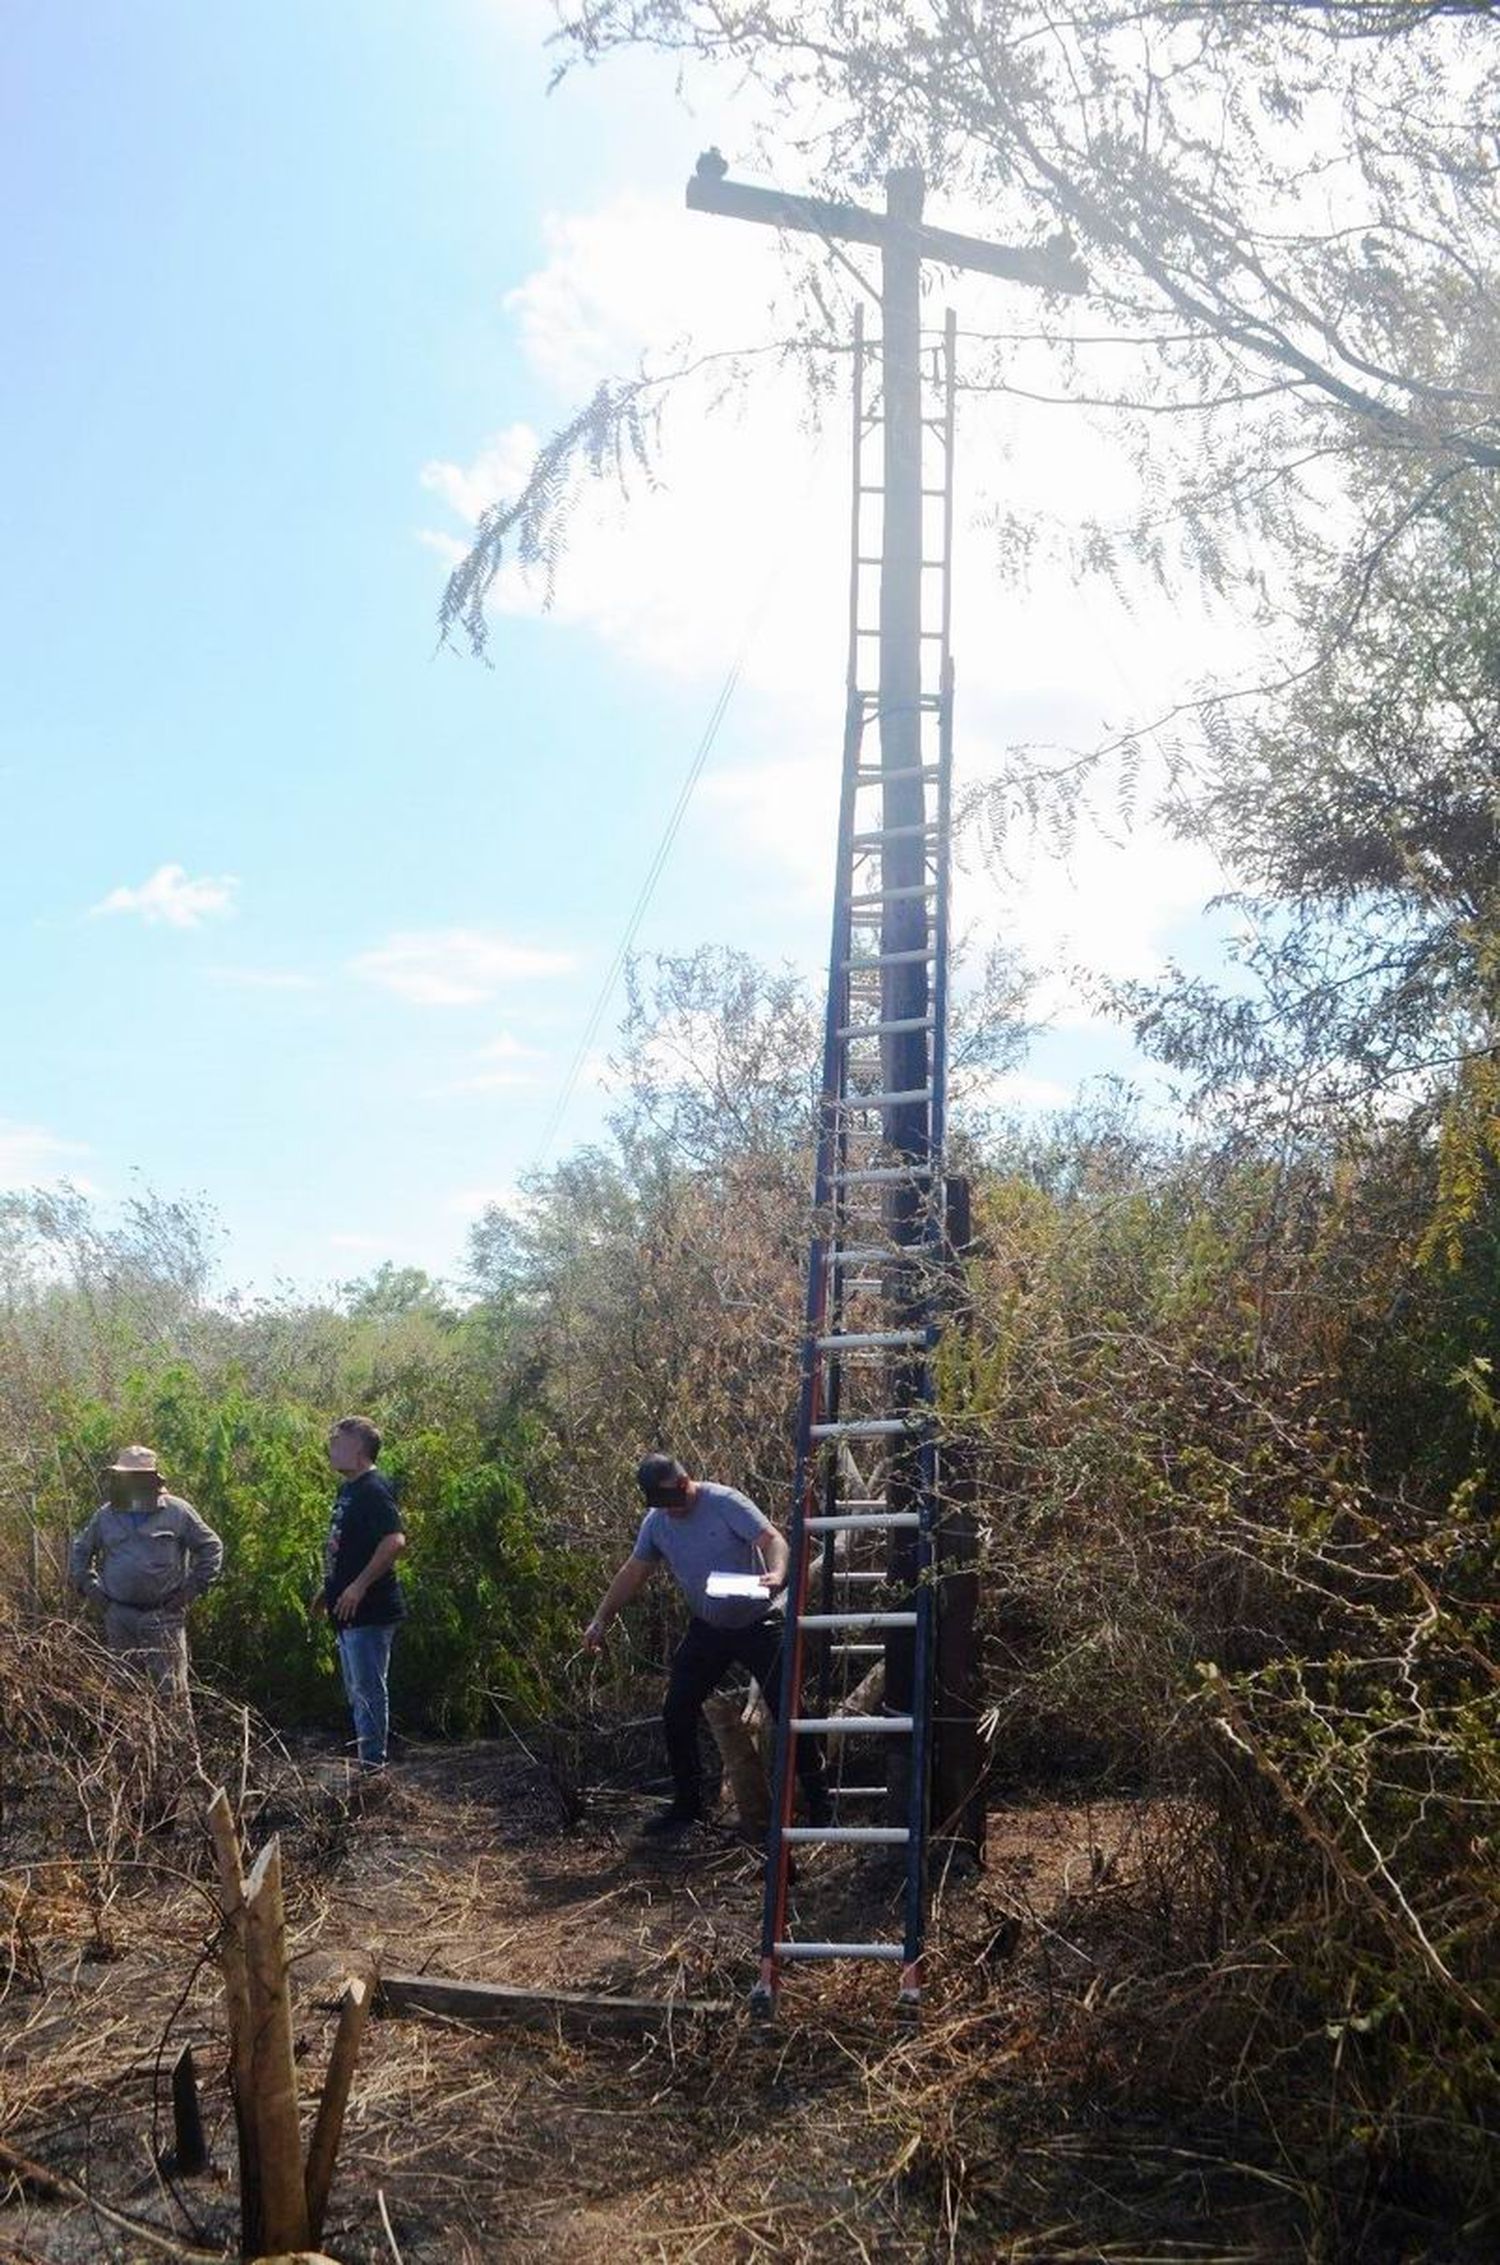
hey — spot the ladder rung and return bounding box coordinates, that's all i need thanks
[854,766,941,784]
[792,1715,915,1734]
[850,825,939,848]
[841,950,937,970]
[810,1418,920,1439]
[833,1166,935,1185]
[815,1329,928,1351]
[840,1088,933,1109]
[775,1942,904,1962]
[799,1612,917,1630]
[782,1827,910,1844]
[849,884,937,905]
[831,1247,905,1266]
[824,1785,887,1795]
[829,1571,891,1583]
[838,1018,934,1040]
[830,1643,886,1655]
[805,1513,919,1531]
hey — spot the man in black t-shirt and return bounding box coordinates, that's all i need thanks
[309,1414,407,1774]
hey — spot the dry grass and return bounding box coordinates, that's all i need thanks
[0,1615,1478,2261]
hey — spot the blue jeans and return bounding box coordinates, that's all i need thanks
[337,1623,396,1768]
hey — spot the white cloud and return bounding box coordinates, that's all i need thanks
[90,863,238,930]
[0,1119,91,1191]
[697,755,839,909]
[971,1070,1074,1113]
[436,1032,545,1096]
[421,182,1252,1099]
[420,426,538,527]
[349,928,575,1007]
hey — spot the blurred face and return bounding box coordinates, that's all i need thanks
[655,1479,694,1519]
[113,1470,161,1506]
[327,1427,370,1476]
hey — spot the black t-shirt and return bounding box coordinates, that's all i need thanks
[323,1468,407,1625]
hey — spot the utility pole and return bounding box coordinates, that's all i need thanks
[688,154,1083,2005]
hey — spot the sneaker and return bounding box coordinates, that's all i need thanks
[640,1801,702,1839]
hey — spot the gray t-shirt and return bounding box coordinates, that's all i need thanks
[632,1482,778,1629]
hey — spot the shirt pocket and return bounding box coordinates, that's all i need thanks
[141,1527,186,1580]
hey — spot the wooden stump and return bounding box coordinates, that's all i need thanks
[704,1692,770,1830]
[241,1839,311,2255]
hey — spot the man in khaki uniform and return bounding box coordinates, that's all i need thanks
[69,1444,224,1698]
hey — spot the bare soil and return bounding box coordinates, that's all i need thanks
[0,1739,1306,2263]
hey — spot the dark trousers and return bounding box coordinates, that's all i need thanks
[663,1613,826,1811]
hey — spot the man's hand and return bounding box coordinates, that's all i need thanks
[583,1617,608,1653]
[333,1581,366,1625]
[758,1534,791,1597]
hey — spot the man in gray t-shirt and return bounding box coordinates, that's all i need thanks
[585,1453,829,1836]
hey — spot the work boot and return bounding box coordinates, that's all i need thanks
[640,1800,702,1839]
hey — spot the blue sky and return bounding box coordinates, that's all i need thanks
[2,0,1231,1292]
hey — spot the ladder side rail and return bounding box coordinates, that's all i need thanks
[758,693,860,1994]
[927,312,957,1181]
[845,305,869,691]
[899,311,957,2002]
[757,330,877,2001]
[900,1428,941,1999]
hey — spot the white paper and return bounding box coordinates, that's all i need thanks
[705,1571,767,1600]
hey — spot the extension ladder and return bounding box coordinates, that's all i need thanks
[754,308,956,2016]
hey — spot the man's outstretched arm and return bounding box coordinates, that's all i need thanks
[584,1554,654,1649]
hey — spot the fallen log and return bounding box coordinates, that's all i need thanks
[376,1972,731,2034]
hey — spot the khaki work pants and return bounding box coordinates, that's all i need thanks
[102,1603,191,1702]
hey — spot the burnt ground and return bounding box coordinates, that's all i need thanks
[0,1739,1331,2263]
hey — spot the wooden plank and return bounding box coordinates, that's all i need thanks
[377,1972,731,2034]
[303,1975,371,2243]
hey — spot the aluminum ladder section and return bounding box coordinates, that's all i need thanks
[754,307,956,2016]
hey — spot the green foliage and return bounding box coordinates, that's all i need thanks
[380,1426,588,1735]
[943,1097,1500,2218]
[0,1190,594,1739]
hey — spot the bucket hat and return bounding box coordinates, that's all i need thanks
[107,1444,161,1475]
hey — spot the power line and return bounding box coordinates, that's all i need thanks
[529,418,841,1174]
[532,657,744,1168]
